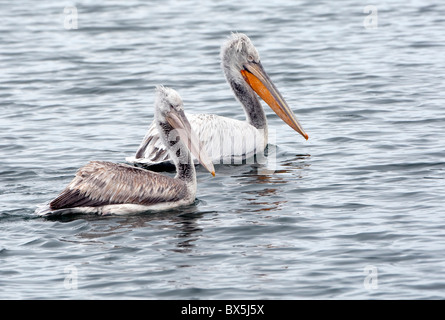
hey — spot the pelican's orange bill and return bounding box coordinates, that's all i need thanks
[241,63,308,140]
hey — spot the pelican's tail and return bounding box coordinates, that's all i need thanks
[34,202,52,216]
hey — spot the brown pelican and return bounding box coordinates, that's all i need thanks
[126,33,308,167]
[35,86,215,216]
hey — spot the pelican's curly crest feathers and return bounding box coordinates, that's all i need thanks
[155,85,183,109]
[220,32,260,62]
[221,32,250,54]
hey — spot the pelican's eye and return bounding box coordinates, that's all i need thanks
[170,104,182,112]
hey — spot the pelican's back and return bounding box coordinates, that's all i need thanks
[127,113,266,166]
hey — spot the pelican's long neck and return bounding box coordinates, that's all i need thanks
[229,78,268,131]
[157,121,196,184]
[222,69,268,145]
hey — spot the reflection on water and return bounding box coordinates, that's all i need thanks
[48,204,209,253]
[231,154,311,213]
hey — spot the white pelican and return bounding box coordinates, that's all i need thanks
[126,33,308,167]
[35,86,215,216]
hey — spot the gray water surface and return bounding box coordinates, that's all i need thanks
[1,0,445,299]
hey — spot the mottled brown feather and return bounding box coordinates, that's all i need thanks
[50,161,188,210]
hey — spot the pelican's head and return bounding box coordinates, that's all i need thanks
[155,86,215,176]
[221,33,261,79]
[221,33,308,140]
[155,85,185,121]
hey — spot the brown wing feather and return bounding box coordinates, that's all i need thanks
[50,161,187,210]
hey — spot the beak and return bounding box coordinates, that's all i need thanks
[241,62,308,140]
[166,110,215,176]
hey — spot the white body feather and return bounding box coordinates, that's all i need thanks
[126,113,267,166]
